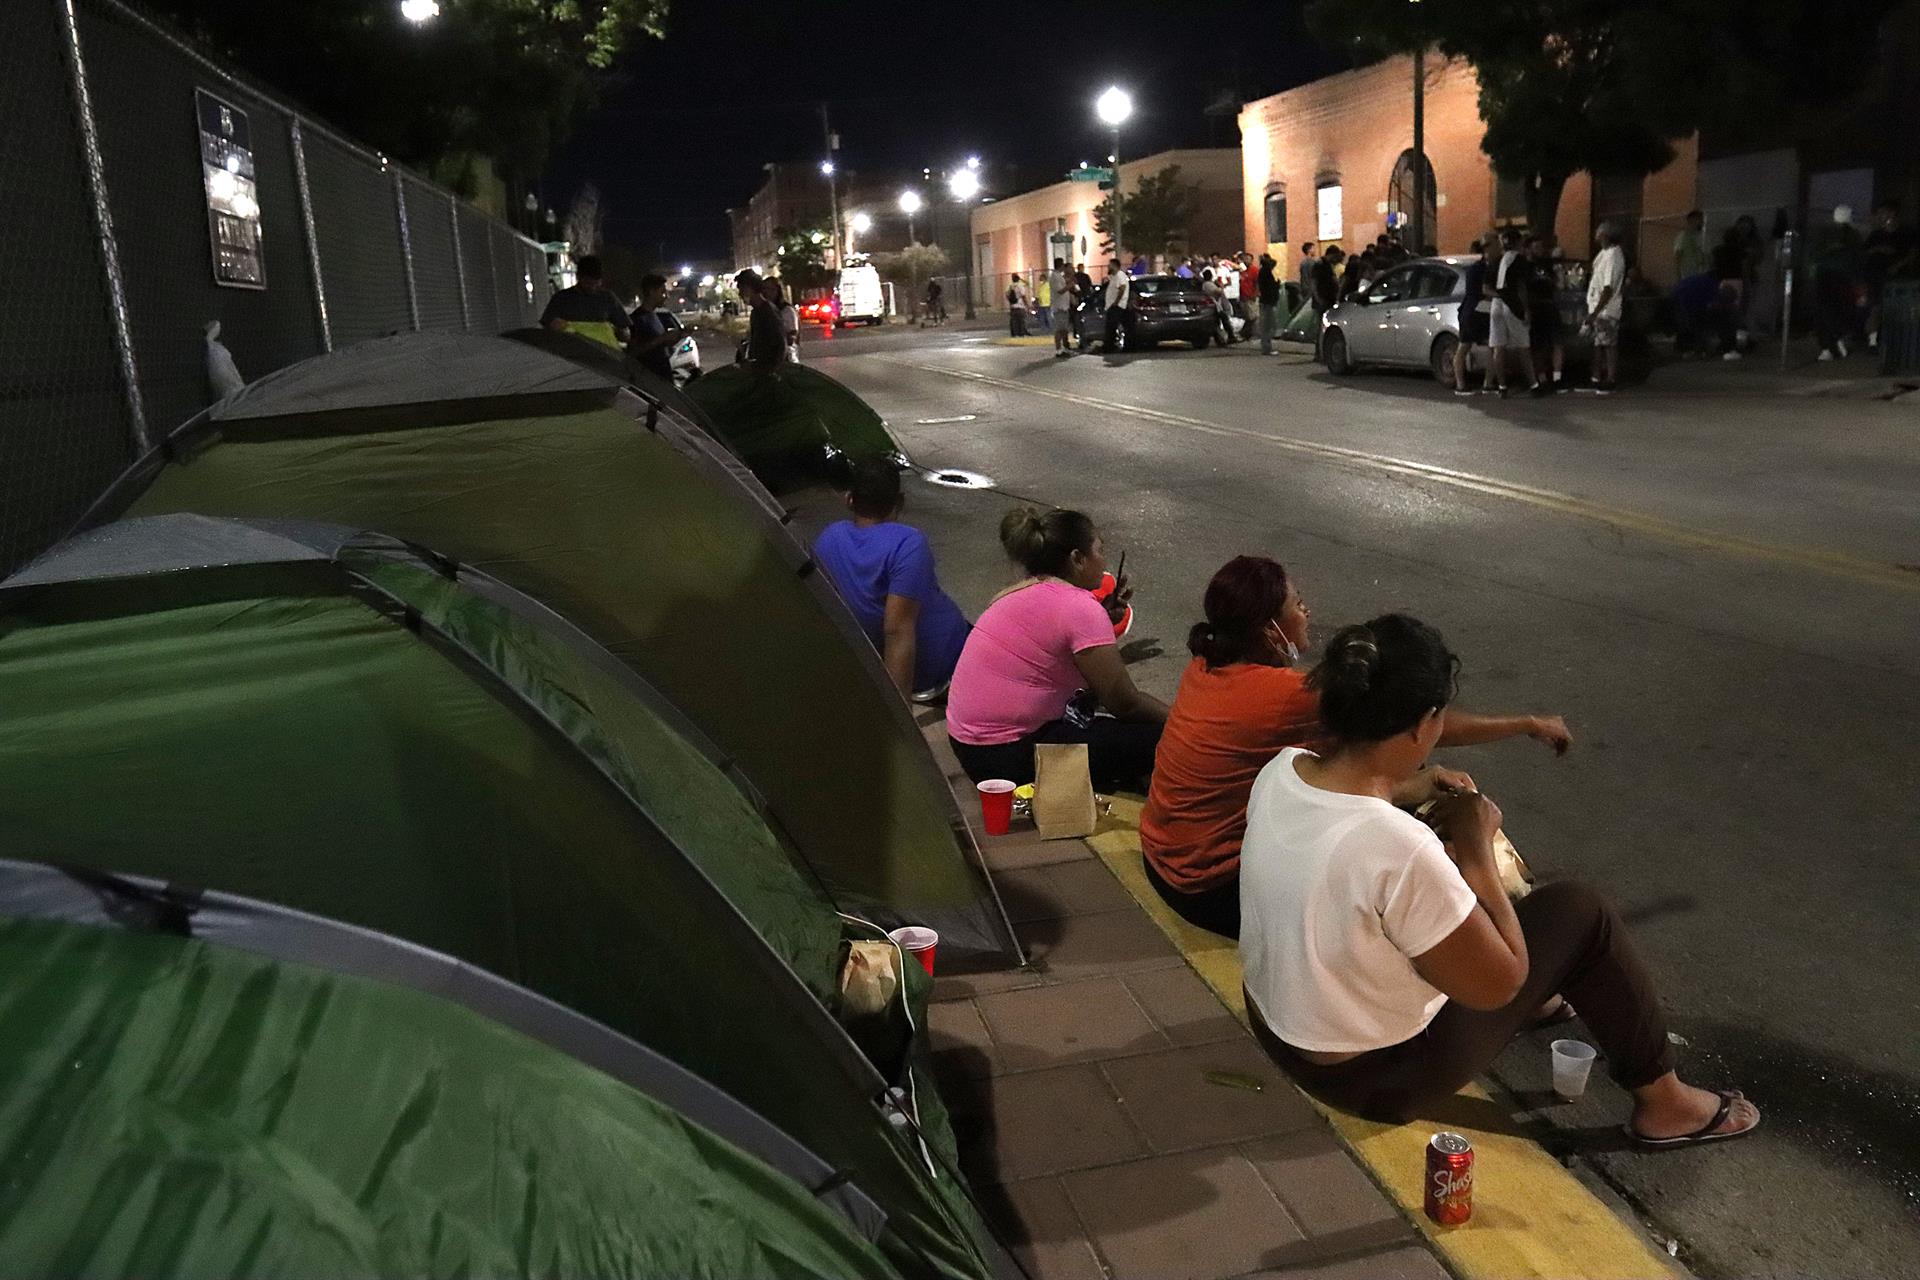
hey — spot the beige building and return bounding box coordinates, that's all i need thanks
[967,148,1244,300]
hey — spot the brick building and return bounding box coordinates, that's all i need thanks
[726,162,833,272]
[967,148,1244,302]
[1237,55,1700,286]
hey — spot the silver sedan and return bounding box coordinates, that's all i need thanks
[1319,255,1592,384]
[1319,256,1476,383]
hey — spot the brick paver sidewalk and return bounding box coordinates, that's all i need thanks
[923,722,1449,1280]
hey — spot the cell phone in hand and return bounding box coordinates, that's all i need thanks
[1114,550,1127,585]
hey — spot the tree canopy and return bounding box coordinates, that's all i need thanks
[1095,166,1200,260]
[148,0,670,191]
[772,226,836,293]
[1307,0,1891,232]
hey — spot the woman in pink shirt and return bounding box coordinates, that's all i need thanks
[946,508,1168,790]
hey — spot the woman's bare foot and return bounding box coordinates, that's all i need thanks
[1629,1073,1760,1142]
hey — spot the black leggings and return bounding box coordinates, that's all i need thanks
[1249,880,1675,1123]
[949,716,1161,792]
[1142,854,1240,938]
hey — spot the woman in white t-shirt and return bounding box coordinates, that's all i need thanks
[1240,615,1758,1149]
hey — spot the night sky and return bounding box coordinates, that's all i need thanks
[546,0,1350,263]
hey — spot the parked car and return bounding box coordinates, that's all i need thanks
[1074,275,1220,352]
[1318,255,1593,382]
[797,294,838,326]
[657,309,701,383]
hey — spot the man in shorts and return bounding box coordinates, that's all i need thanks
[1454,240,1495,396]
[1049,257,1076,357]
[1582,223,1628,394]
[1490,228,1544,396]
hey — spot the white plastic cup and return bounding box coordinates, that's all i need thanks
[1550,1038,1598,1100]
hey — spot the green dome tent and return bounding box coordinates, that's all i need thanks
[79,332,1015,967]
[0,866,900,1279]
[683,361,912,492]
[0,515,1008,1280]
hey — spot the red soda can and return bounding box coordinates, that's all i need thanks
[1424,1131,1474,1225]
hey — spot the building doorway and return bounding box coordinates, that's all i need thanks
[1386,149,1437,250]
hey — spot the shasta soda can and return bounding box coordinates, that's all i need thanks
[1424,1131,1474,1225]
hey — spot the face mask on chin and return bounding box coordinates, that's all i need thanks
[1268,626,1300,664]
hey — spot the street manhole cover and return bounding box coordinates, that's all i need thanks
[923,468,996,490]
[915,414,978,424]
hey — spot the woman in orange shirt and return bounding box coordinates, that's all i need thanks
[1139,557,1572,936]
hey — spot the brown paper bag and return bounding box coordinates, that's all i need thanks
[1033,743,1097,840]
[1413,800,1535,899]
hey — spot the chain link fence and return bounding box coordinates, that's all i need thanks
[0,0,551,576]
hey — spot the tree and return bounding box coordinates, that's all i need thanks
[872,242,950,311]
[565,183,606,256]
[1093,166,1199,261]
[1306,0,1891,233]
[771,226,835,293]
[147,0,669,187]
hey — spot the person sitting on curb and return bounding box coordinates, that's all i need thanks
[1240,614,1759,1149]
[812,460,972,702]
[1138,556,1572,937]
[945,507,1165,790]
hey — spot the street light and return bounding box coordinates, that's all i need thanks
[819,160,835,177]
[898,188,922,243]
[1095,87,1133,264]
[399,0,440,22]
[850,211,873,233]
[947,167,982,318]
[680,263,693,277]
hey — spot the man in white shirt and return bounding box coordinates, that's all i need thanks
[1581,223,1628,394]
[1007,274,1031,337]
[1214,256,1241,340]
[1048,257,1075,358]
[1102,257,1132,353]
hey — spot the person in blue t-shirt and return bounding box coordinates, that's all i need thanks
[813,460,972,701]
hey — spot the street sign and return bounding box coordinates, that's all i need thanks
[1069,167,1115,183]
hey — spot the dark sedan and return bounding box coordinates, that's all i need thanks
[1075,275,1221,352]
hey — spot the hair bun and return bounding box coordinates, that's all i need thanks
[1327,630,1380,692]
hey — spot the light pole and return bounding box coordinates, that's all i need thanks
[1095,87,1133,266]
[898,189,922,245]
[399,0,440,22]
[1411,46,1427,252]
[948,164,981,319]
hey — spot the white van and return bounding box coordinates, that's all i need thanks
[834,262,886,328]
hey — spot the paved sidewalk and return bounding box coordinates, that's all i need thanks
[921,718,1447,1280]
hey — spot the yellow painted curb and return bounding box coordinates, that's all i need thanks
[900,360,1920,597]
[1087,795,1682,1280]
[987,336,1059,346]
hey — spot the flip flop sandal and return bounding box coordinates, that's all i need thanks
[1530,1000,1579,1031]
[1625,1090,1759,1150]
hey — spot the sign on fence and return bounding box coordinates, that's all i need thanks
[196,89,264,288]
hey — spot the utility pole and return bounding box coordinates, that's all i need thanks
[819,102,841,268]
[1411,46,1427,253]
[1113,130,1124,265]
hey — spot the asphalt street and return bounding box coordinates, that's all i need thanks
[793,321,1920,1279]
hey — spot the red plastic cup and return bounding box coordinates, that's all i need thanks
[976,779,1016,835]
[889,926,940,976]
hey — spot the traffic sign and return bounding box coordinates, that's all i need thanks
[1069,167,1115,182]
